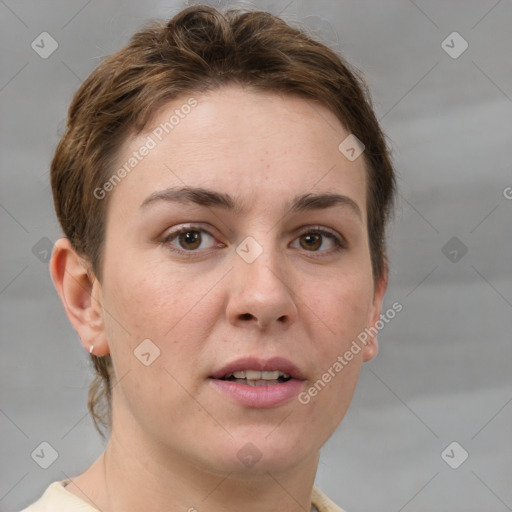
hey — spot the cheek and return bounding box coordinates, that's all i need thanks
[307,270,374,346]
[299,270,373,415]
[104,260,194,335]
[101,261,223,373]
[99,265,218,420]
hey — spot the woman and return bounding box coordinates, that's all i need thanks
[23,5,395,511]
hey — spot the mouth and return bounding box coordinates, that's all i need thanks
[220,369,292,386]
[209,356,306,408]
[210,356,305,383]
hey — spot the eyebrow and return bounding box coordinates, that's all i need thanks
[140,186,362,220]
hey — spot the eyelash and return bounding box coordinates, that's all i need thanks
[161,224,346,258]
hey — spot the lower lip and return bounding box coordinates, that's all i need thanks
[209,378,304,408]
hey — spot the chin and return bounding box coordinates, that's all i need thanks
[201,428,315,477]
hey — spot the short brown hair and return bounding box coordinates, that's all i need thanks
[51,5,396,437]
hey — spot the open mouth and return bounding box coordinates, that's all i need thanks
[221,370,292,386]
[210,359,305,407]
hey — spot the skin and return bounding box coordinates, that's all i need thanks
[51,84,387,512]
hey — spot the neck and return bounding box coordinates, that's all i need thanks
[66,423,320,512]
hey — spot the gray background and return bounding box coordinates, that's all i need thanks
[1,1,511,511]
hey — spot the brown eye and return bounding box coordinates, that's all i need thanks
[292,228,345,255]
[163,226,218,254]
[178,230,202,250]
[299,233,322,251]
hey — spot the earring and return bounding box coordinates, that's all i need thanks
[89,345,94,354]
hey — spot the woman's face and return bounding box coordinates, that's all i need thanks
[94,85,386,475]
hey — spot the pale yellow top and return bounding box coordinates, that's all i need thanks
[21,480,346,512]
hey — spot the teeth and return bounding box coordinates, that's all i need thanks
[244,379,276,386]
[227,370,291,380]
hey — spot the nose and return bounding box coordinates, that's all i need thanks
[225,244,298,331]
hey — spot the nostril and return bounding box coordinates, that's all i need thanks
[240,313,254,320]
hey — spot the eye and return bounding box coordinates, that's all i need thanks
[292,228,345,254]
[161,224,345,257]
[162,225,220,253]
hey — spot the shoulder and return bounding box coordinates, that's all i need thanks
[312,485,347,512]
[20,480,99,512]
[23,481,343,512]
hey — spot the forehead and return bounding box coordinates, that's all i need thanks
[108,85,367,221]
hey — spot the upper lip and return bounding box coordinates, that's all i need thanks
[210,356,306,380]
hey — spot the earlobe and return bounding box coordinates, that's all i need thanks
[49,238,110,356]
[362,271,388,363]
[362,336,379,362]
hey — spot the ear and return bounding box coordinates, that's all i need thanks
[362,270,388,362]
[49,238,110,356]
